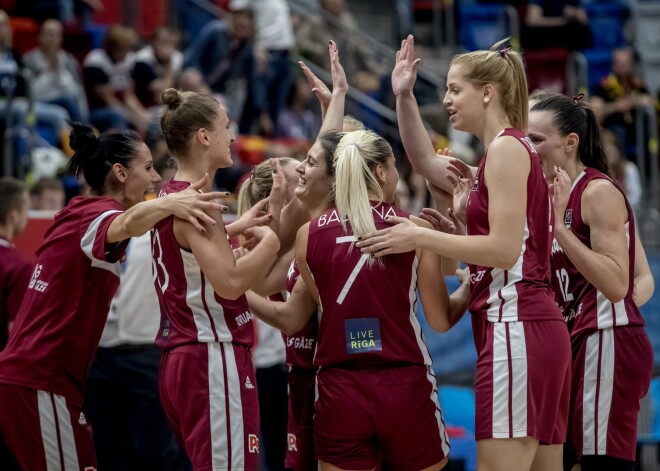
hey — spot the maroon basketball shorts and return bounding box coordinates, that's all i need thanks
[159,342,260,471]
[568,325,653,461]
[0,384,97,470]
[285,367,317,471]
[314,364,450,470]
[472,316,572,444]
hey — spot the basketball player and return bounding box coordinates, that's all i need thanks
[357,36,572,471]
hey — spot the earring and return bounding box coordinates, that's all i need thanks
[483,97,490,104]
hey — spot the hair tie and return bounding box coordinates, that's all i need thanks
[572,93,585,104]
[498,46,512,59]
[345,143,362,152]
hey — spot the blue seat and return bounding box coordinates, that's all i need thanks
[459,4,511,52]
[584,3,628,49]
[582,48,613,94]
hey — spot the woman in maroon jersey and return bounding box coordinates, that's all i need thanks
[528,94,653,471]
[154,88,281,470]
[0,123,224,471]
[357,36,572,470]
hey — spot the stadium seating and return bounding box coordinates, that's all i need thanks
[458,3,517,52]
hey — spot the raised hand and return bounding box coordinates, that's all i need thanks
[392,35,421,99]
[419,207,466,235]
[300,60,331,110]
[268,158,288,210]
[328,40,348,95]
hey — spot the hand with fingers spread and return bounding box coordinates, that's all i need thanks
[446,164,471,226]
[392,35,421,99]
[549,166,572,227]
[356,216,421,257]
[268,158,288,211]
[164,173,229,234]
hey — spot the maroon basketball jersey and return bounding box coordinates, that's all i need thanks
[283,259,318,369]
[152,180,254,350]
[306,202,434,368]
[466,128,560,322]
[0,239,33,350]
[0,197,128,405]
[550,168,644,339]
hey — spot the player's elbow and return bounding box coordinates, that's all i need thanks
[426,314,451,333]
[211,278,246,301]
[603,285,627,304]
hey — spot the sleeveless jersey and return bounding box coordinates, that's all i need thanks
[152,180,253,349]
[550,168,644,339]
[466,128,560,322]
[282,259,318,370]
[0,197,128,406]
[306,202,433,368]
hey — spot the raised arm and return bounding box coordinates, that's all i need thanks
[357,137,529,269]
[107,173,226,243]
[394,36,475,193]
[246,276,318,335]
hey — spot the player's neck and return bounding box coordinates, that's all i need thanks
[566,160,587,183]
[480,116,512,148]
[174,167,213,192]
[0,225,14,242]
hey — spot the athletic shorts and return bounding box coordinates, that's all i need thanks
[285,367,317,471]
[0,384,96,470]
[159,342,260,471]
[472,316,571,444]
[567,326,653,461]
[314,364,450,470]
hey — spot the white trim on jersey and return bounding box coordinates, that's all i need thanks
[492,322,528,438]
[407,257,433,366]
[80,209,122,275]
[425,365,451,456]
[37,391,80,471]
[180,249,231,343]
[486,223,528,323]
[582,329,615,456]
[223,344,247,466]
[570,171,587,192]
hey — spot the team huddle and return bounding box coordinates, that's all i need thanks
[0,35,653,471]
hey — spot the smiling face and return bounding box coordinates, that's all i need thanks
[122,143,161,208]
[528,110,569,181]
[294,141,334,209]
[443,64,485,134]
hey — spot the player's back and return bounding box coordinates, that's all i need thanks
[306,202,432,368]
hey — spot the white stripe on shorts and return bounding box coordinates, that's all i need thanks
[582,328,615,455]
[492,322,528,438]
[37,391,80,471]
[426,366,451,456]
[223,343,246,467]
[208,343,229,468]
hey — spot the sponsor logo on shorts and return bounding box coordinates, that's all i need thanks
[244,376,255,390]
[286,336,315,349]
[287,433,297,452]
[248,434,259,453]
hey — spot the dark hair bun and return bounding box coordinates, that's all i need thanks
[161,88,182,108]
[68,122,99,153]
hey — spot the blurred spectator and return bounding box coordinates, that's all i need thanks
[295,0,382,93]
[602,129,642,216]
[182,7,258,130]
[29,176,65,211]
[22,19,89,123]
[236,0,295,136]
[0,177,32,352]
[276,75,320,140]
[0,11,70,153]
[133,27,183,109]
[590,48,656,159]
[83,25,151,133]
[522,0,592,50]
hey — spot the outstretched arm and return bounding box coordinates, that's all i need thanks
[107,173,226,243]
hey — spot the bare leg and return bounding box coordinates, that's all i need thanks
[530,444,564,471]
[478,437,539,471]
